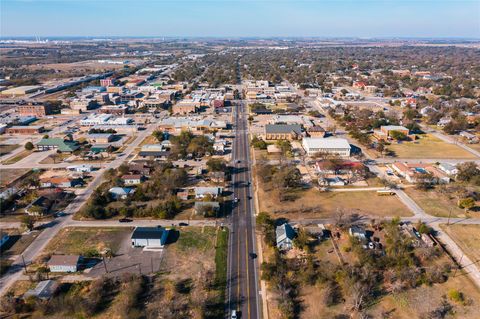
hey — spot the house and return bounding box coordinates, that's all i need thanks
[176,189,189,201]
[67,164,93,173]
[36,138,79,153]
[172,101,198,115]
[265,124,302,140]
[373,125,410,141]
[302,138,351,157]
[438,163,459,176]
[194,201,220,216]
[109,187,134,199]
[128,163,152,176]
[194,187,223,199]
[349,225,367,240]
[48,255,80,273]
[131,226,170,248]
[40,176,82,188]
[391,162,450,184]
[459,131,479,143]
[276,223,296,251]
[319,176,346,186]
[121,174,144,185]
[24,280,58,300]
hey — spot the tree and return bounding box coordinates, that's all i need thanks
[276,140,292,156]
[24,142,34,151]
[456,162,480,183]
[152,130,164,142]
[206,158,227,172]
[458,197,475,212]
[21,215,36,231]
[389,130,408,141]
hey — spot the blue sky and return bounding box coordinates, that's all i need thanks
[1,0,479,38]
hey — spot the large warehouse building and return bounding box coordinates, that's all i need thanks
[302,137,351,157]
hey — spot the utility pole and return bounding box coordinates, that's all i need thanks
[447,209,452,226]
[102,256,108,273]
[151,257,154,273]
[454,253,464,277]
[21,255,28,274]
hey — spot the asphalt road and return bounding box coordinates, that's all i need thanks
[227,101,261,319]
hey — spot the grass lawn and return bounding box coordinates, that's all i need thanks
[0,144,19,156]
[386,134,475,159]
[43,227,132,257]
[441,224,480,264]
[404,188,468,218]
[0,168,30,187]
[258,187,412,219]
[0,229,42,258]
[1,150,33,165]
[175,226,216,253]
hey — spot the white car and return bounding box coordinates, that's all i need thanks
[231,310,237,319]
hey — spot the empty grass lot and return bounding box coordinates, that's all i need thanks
[258,187,412,219]
[386,134,475,159]
[441,224,480,265]
[404,188,467,218]
[1,150,33,165]
[44,227,132,256]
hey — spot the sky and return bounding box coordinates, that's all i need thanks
[1,0,479,38]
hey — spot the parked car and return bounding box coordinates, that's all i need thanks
[119,218,133,223]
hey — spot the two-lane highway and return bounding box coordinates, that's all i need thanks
[228,101,261,319]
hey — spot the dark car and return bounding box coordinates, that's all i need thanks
[178,222,189,226]
[119,218,133,223]
[249,252,257,259]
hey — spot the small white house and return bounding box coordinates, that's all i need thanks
[109,187,134,199]
[67,164,93,173]
[194,187,223,199]
[47,255,80,273]
[276,223,296,251]
[438,163,459,176]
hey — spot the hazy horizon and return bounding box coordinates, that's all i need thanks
[1,0,479,38]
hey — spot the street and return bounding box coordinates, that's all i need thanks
[227,101,261,319]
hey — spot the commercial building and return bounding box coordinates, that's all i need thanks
[302,137,351,156]
[18,104,53,117]
[6,125,44,135]
[131,226,170,248]
[172,102,198,115]
[36,138,79,153]
[264,124,302,140]
[70,99,97,111]
[86,133,114,144]
[374,125,410,140]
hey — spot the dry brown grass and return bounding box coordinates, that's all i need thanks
[257,187,412,219]
[442,224,480,264]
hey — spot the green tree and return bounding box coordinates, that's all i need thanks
[21,215,36,231]
[206,158,227,172]
[458,197,475,212]
[24,142,34,151]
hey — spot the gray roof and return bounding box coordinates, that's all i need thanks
[24,280,58,300]
[276,223,296,244]
[265,124,302,135]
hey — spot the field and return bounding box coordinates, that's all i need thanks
[386,134,475,159]
[441,224,480,264]
[42,227,132,257]
[0,144,19,156]
[0,168,30,187]
[404,188,469,218]
[257,187,412,219]
[1,150,34,165]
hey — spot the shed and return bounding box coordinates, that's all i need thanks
[48,255,80,273]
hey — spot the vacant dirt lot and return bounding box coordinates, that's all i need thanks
[258,187,412,219]
[442,224,480,264]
